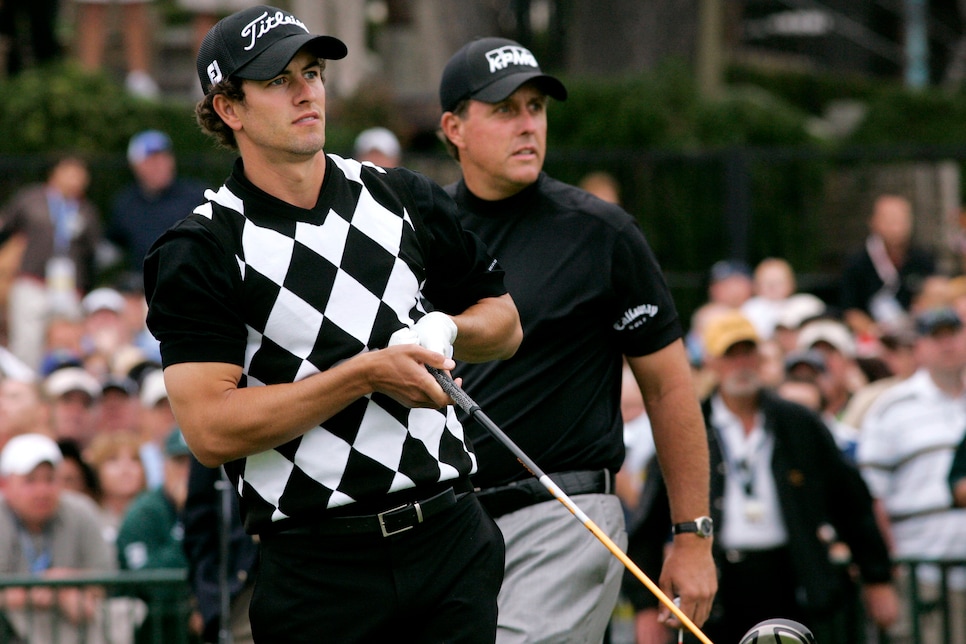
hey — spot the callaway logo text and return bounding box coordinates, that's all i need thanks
[614,304,659,331]
[485,46,539,73]
[241,10,309,51]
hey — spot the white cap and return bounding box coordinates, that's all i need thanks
[796,319,856,358]
[776,293,826,330]
[44,367,102,400]
[82,287,125,316]
[0,433,63,476]
[139,369,168,408]
[353,127,401,159]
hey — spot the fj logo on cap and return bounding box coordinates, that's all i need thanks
[241,10,309,51]
[485,45,539,73]
[207,60,223,85]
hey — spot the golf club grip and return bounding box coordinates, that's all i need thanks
[426,366,479,414]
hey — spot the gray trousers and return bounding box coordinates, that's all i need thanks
[493,493,626,644]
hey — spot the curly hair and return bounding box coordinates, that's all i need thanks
[195,76,246,150]
[194,58,329,151]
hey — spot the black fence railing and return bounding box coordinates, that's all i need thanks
[878,559,966,644]
[0,568,191,644]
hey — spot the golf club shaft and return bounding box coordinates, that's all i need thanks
[428,367,714,644]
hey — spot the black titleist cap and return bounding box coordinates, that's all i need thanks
[196,5,347,95]
[439,37,567,113]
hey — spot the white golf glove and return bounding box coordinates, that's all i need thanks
[387,312,457,359]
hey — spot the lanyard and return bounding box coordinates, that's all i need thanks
[47,191,79,255]
[14,518,52,575]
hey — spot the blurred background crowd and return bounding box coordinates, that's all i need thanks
[0,1,966,643]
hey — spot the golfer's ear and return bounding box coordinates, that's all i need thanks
[214,95,242,131]
[440,112,463,148]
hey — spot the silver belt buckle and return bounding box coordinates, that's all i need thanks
[378,501,423,537]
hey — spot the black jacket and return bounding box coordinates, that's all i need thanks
[183,457,260,643]
[625,389,892,615]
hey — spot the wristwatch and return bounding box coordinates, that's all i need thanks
[671,516,714,538]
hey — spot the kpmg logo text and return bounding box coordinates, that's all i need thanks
[485,46,539,73]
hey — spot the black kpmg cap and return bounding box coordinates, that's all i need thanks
[196,5,347,95]
[439,37,567,113]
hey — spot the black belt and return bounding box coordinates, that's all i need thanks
[475,469,614,519]
[272,482,469,538]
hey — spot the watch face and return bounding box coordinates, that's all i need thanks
[696,517,714,537]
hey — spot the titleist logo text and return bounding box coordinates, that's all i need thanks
[241,10,309,51]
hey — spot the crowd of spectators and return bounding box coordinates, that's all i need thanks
[0,115,963,644]
[616,192,966,643]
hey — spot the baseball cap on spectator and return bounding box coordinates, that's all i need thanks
[776,294,827,331]
[127,130,172,165]
[709,259,752,284]
[0,433,63,476]
[702,311,760,359]
[45,367,102,400]
[164,427,192,457]
[102,375,139,397]
[139,369,168,408]
[784,348,826,374]
[354,127,401,160]
[440,37,567,113]
[196,5,347,95]
[915,307,963,336]
[82,287,126,316]
[796,319,856,358]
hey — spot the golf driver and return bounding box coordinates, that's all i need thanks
[428,366,715,644]
[737,618,815,644]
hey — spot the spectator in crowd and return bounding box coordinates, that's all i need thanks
[858,306,966,644]
[43,365,101,449]
[56,437,100,499]
[86,431,146,547]
[796,317,866,421]
[627,311,897,644]
[439,36,715,642]
[0,433,115,641]
[80,287,135,380]
[578,170,622,205]
[772,292,827,355]
[840,327,919,430]
[0,375,48,446]
[106,131,208,274]
[951,431,966,508]
[840,194,936,342]
[97,374,140,433]
[116,427,200,643]
[0,0,61,76]
[136,368,173,489]
[353,126,402,167]
[0,154,101,371]
[741,257,797,340]
[183,456,258,644]
[176,0,252,60]
[73,0,159,98]
[707,259,754,310]
[114,270,162,364]
[616,359,655,521]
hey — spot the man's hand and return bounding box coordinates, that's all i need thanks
[863,582,899,629]
[657,536,717,629]
[389,312,458,358]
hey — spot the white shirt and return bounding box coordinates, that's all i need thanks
[858,369,966,580]
[711,395,788,551]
